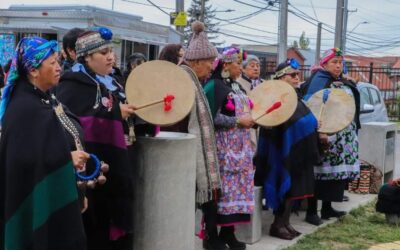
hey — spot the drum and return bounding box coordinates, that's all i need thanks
[306,88,355,133]
[249,80,298,127]
[125,60,195,126]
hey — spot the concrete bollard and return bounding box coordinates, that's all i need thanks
[236,186,262,244]
[131,132,197,250]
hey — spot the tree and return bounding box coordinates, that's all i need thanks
[184,0,223,46]
[299,31,310,50]
[291,40,299,49]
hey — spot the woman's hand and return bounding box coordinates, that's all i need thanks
[238,115,255,129]
[71,150,90,171]
[120,103,137,119]
[319,133,330,152]
[81,197,88,214]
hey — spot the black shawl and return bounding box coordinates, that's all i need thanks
[0,78,86,250]
[254,91,320,209]
[57,69,133,232]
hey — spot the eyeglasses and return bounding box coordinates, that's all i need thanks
[287,72,299,78]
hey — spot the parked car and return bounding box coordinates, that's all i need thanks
[357,82,389,123]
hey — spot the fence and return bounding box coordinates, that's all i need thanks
[260,60,400,121]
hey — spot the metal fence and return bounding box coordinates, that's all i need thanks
[260,60,400,120]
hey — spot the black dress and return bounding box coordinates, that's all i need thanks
[57,68,133,250]
[254,91,320,210]
[0,78,86,250]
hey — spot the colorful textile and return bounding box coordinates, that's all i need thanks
[315,122,360,180]
[204,77,255,221]
[0,37,58,124]
[0,78,85,250]
[255,96,319,209]
[216,92,255,216]
[180,65,221,204]
[75,27,113,57]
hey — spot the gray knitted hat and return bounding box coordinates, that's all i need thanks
[184,21,218,61]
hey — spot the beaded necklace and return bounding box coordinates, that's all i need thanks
[49,94,108,188]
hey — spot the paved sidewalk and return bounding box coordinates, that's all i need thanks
[195,192,376,250]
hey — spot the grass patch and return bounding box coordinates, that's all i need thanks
[285,200,400,250]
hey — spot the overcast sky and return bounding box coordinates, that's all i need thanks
[1,0,400,56]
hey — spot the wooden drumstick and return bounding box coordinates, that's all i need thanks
[317,89,331,127]
[135,94,175,111]
[254,101,282,121]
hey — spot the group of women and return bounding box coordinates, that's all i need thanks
[0,20,360,250]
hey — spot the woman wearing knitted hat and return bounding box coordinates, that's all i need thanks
[0,37,87,249]
[203,46,255,250]
[301,48,360,226]
[57,28,136,249]
[159,21,224,250]
[254,58,320,240]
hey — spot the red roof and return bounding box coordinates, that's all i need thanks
[345,55,399,90]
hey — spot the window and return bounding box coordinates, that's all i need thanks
[369,88,381,105]
[359,87,371,107]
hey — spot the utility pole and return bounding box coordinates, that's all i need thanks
[200,0,206,22]
[176,0,184,43]
[112,0,115,10]
[315,22,322,64]
[334,0,344,49]
[278,0,288,63]
[341,0,348,54]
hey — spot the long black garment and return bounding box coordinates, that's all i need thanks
[57,69,133,250]
[254,91,320,210]
[0,78,86,250]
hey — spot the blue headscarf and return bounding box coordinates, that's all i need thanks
[0,37,58,124]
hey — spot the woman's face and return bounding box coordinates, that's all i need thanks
[178,47,185,65]
[243,60,261,79]
[280,71,300,88]
[323,56,343,78]
[190,58,215,82]
[85,47,114,76]
[224,61,241,80]
[31,53,61,91]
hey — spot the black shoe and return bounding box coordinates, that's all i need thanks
[343,195,349,202]
[203,236,228,250]
[269,224,295,240]
[219,226,246,250]
[321,208,346,220]
[285,224,301,237]
[305,214,323,226]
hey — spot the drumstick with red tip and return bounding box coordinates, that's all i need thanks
[254,101,282,121]
[135,94,175,112]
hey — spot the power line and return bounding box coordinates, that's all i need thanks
[145,0,170,15]
[121,0,175,10]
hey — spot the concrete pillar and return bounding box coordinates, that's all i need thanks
[236,186,262,244]
[131,132,197,250]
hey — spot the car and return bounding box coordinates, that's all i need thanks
[357,82,389,123]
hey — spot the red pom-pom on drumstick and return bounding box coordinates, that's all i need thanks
[163,94,175,111]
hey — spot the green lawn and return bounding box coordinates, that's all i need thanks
[285,200,400,250]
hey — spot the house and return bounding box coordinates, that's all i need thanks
[0,5,180,69]
[234,44,306,79]
[345,55,400,100]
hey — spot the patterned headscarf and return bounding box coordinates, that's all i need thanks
[0,37,58,124]
[319,47,343,66]
[213,47,247,70]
